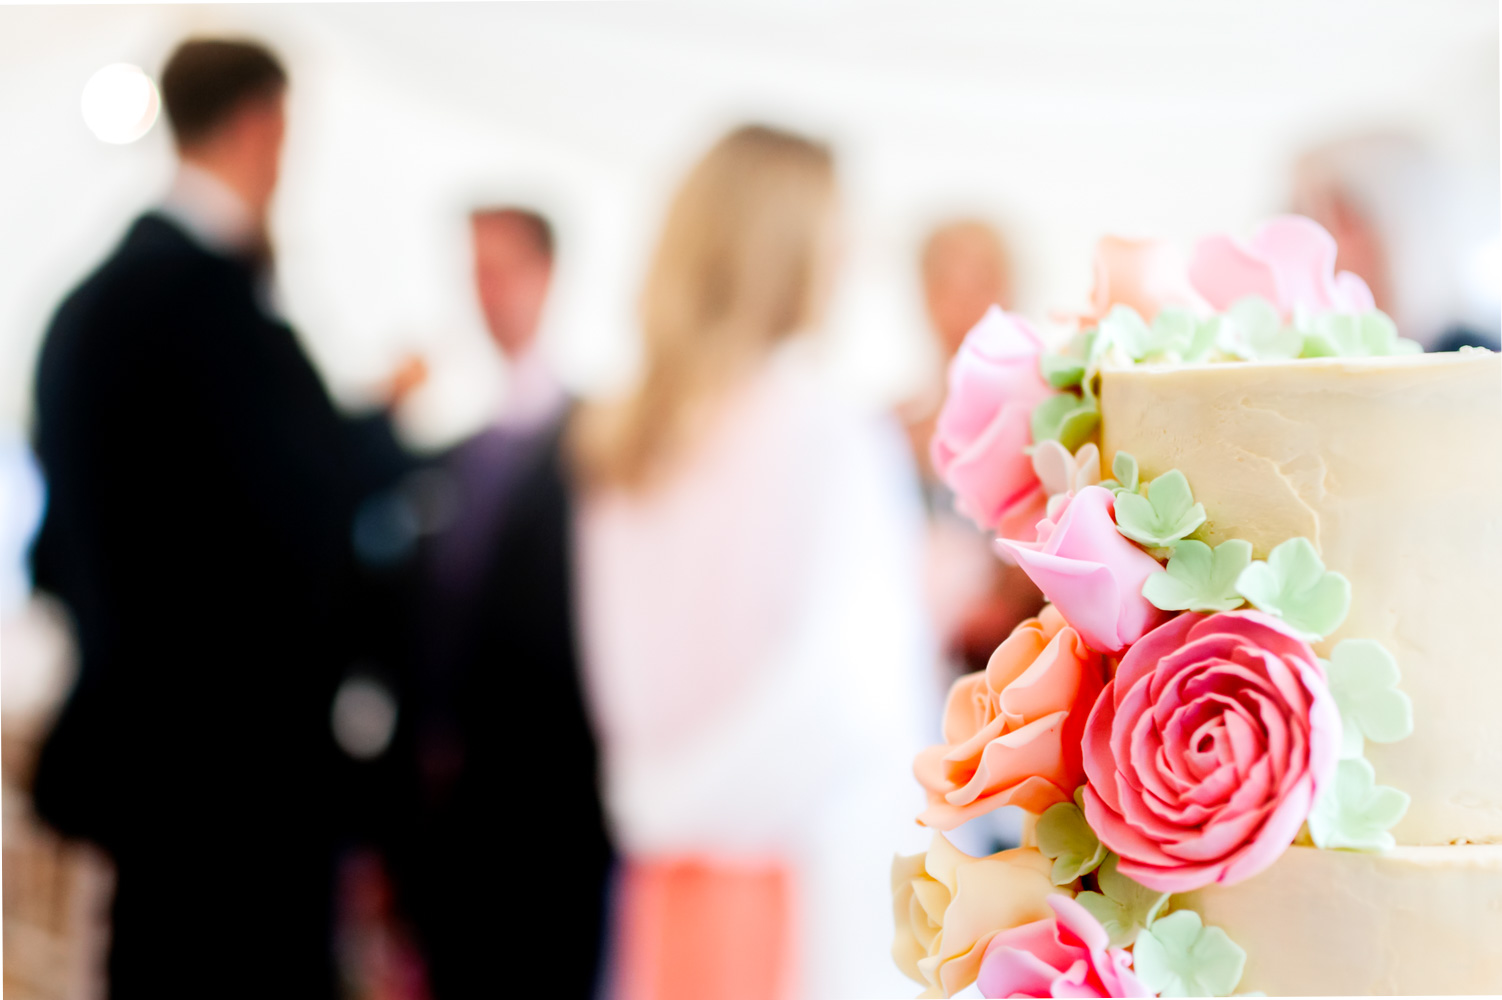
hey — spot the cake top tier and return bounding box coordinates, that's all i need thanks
[1100,349,1501,846]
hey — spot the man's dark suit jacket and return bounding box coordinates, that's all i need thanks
[30,212,407,997]
[387,414,614,999]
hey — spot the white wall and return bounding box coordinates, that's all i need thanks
[1,1,1497,446]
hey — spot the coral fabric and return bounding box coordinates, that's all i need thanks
[617,859,795,1000]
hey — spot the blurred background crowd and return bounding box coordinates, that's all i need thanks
[1,4,1497,999]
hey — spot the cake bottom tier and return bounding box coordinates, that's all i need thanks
[1178,844,1502,996]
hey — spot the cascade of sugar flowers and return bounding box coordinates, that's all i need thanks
[894,216,1415,1000]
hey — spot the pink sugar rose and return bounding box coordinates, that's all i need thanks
[995,487,1169,655]
[978,894,1149,999]
[1188,215,1375,318]
[932,305,1055,539]
[1081,610,1340,894]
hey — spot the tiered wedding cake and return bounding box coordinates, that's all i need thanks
[893,217,1501,997]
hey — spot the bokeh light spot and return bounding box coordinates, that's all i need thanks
[80,63,160,145]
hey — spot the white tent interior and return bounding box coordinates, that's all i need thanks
[2,1,1497,448]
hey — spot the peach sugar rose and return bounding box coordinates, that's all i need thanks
[916,606,1105,829]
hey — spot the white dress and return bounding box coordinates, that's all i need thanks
[576,344,939,1000]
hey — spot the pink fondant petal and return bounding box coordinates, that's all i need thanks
[1333,269,1376,312]
[1081,683,1123,813]
[945,400,1044,527]
[1114,854,1225,894]
[1217,776,1315,886]
[1163,802,1268,862]
[1113,613,1201,708]
[999,546,1127,655]
[1049,895,1110,955]
[1084,784,1186,870]
[966,304,1045,362]
[1246,215,1342,313]
[1188,233,1281,312]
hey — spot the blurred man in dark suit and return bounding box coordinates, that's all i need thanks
[30,39,410,996]
[387,208,613,998]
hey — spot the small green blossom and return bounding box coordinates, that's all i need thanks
[1133,910,1248,998]
[1035,789,1106,886]
[1307,757,1410,851]
[1142,539,1253,613]
[1113,469,1206,549]
[1234,537,1351,639]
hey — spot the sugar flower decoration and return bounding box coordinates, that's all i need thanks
[916,606,1106,827]
[1234,537,1350,640]
[1032,441,1103,522]
[1131,909,1247,998]
[1077,235,1205,327]
[893,834,1058,998]
[977,894,1151,1000]
[932,305,1055,540]
[1073,854,1169,950]
[1081,610,1340,893]
[1306,757,1410,852]
[1035,787,1107,885]
[1324,638,1413,760]
[997,486,1170,655]
[1187,215,1374,318]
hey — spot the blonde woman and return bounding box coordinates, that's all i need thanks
[573,126,935,1000]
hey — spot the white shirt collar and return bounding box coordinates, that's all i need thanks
[159,162,258,256]
[498,345,566,431]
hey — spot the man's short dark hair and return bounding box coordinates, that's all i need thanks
[160,39,287,146]
[471,207,555,261]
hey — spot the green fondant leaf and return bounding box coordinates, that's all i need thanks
[1030,391,1100,452]
[1326,639,1414,759]
[1300,310,1423,358]
[1073,854,1168,948]
[1040,353,1087,389]
[1133,909,1247,998]
[1225,296,1303,360]
[1113,469,1207,549]
[1100,305,1154,361]
[1184,316,1222,363]
[1234,537,1351,639]
[1142,539,1253,613]
[1035,790,1107,886]
[1307,757,1410,851]
[1111,451,1140,494]
[1148,307,1198,360]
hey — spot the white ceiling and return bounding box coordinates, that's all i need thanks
[2,2,1497,442]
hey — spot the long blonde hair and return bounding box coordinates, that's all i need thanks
[574,124,838,490]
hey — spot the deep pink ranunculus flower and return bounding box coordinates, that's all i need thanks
[994,487,1169,656]
[978,894,1150,999]
[1081,610,1340,893]
[931,305,1055,539]
[1187,215,1375,318]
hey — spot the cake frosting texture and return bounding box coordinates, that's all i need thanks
[1179,844,1502,995]
[1101,351,1502,846]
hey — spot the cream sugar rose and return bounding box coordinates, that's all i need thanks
[893,215,1502,998]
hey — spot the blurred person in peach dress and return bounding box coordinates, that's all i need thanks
[571,125,935,1000]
